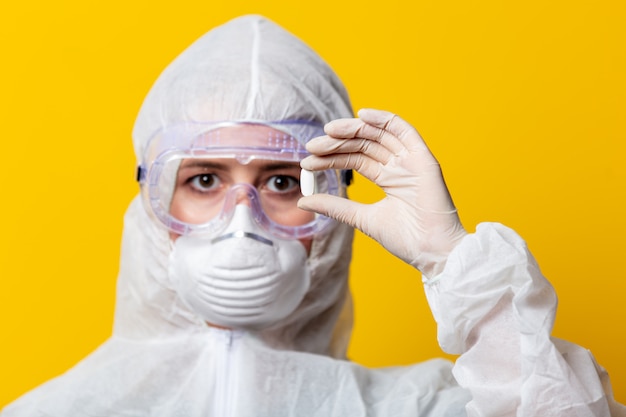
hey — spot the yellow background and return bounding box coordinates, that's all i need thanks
[1,0,625,407]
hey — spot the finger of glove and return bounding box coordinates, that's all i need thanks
[324,117,406,156]
[301,153,383,184]
[305,135,394,164]
[298,193,367,232]
[357,108,429,152]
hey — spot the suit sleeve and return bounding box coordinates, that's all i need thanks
[423,223,626,416]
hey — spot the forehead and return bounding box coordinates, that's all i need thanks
[197,124,305,149]
[178,123,309,165]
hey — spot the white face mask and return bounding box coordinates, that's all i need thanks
[169,205,311,330]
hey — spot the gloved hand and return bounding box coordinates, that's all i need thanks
[298,109,467,278]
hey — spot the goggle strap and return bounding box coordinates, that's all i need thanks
[136,165,144,183]
[342,169,353,187]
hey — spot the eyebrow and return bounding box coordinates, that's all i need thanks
[178,160,228,170]
[178,160,301,173]
[257,162,302,173]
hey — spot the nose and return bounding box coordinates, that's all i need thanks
[220,183,266,227]
[211,202,274,247]
[235,192,252,207]
[229,183,259,209]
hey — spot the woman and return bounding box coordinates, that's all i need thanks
[3,14,623,417]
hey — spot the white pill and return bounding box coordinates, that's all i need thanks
[300,169,315,197]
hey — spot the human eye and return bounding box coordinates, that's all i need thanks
[188,173,221,193]
[265,175,300,194]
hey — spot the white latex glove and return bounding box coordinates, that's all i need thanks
[298,109,467,278]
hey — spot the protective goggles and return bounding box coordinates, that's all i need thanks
[138,121,347,239]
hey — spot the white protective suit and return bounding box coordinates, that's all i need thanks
[3,14,625,417]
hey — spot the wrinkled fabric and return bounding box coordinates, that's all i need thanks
[425,223,626,416]
[1,331,468,417]
[3,15,625,417]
